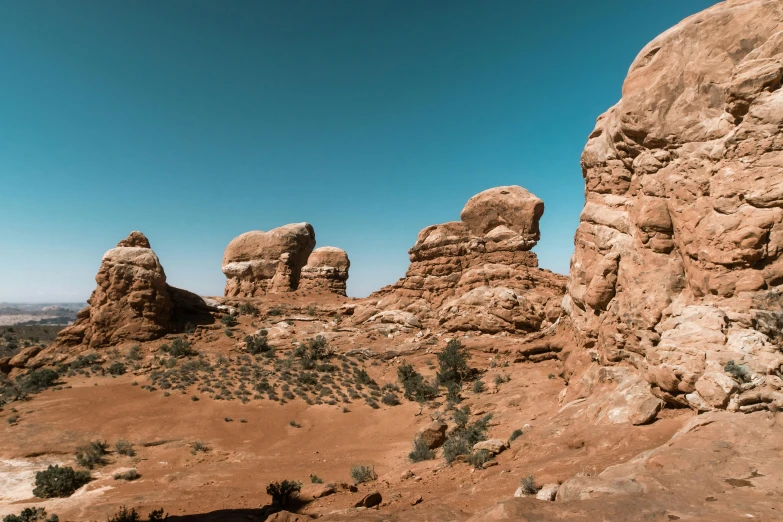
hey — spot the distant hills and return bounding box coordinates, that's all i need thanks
[0,303,83,326]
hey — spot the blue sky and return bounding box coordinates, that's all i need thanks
[0,0,717,302]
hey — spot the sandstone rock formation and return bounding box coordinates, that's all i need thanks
[368,186,566,334]
[222,223,316,297]
[299,246,350,295]
[565,0,783,412]
[53,232,174,348]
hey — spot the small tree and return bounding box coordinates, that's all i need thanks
[436,340,474,387]
[397,362,438,403]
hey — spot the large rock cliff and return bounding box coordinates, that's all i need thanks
[565,0,783,412]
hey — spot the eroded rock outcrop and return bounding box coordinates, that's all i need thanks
[52,232,174,349]
[565,0,783,412]
[369,186,566,334]
[299,246,350,295]
[222,223,316,297]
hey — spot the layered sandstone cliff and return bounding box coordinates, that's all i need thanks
[368,186,566,334]
[565,0,783,412]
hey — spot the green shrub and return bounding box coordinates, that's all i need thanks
[452,405,470,429]
[69,354,100,370]
[238,303,258,316]
[408,438,434,463]
[298,373,318,386]
[724,360,751,382]
[20,369,59,393]
[494,374,510,386]
[266,480,302,507]
[161,338,195,358]
[350,464,377,484]
[310,474,324,484]
[397,362,438,403]
[108,362,127,376]
[33,465,91,498]
[76,440,109,469]
[220,315,238,327]
[472,380,485,393]
[2,508,59,522]
[115,440,135,456]
[442,434,471,464]
[294,336,330,369]
[467,449,493,469]
[443,409,493,465]
[267,307,282,316]
[126,345,141,362]
[147,509,167,521]
[289,420,302,428]
[381,392,400,406]
[509,429,524,442]
[113,469,140,481]
[106,507,165,522]
[446,381,462,403]
[437,339,474,386]
[244,334,272,355]
[519,474,539,495]
[354,368,376,386]
[191,441,209,453]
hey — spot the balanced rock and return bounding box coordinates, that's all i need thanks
[299,246,350,296]
[222,223,316,297]
[564,0,783,411]
[52,232,173,349]
[370,186,566,334]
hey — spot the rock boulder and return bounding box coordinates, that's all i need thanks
[299,246,350,295]
[223,223,316,297]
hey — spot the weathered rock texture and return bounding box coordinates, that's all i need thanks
[299,246,350,295]
[53,232,174,348]
[370,186,566,334]
[565,0,783,412]
[222,223,316,297]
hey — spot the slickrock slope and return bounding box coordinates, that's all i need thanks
[367,186,566,334]
[222,223,316,297]
[52,231,174,349]
[565,0,783,412]
[299,246,350,296]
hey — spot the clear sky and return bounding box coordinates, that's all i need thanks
[0,0,718,302]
